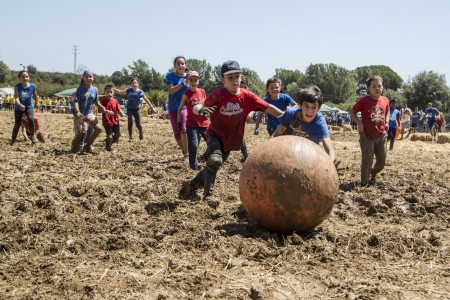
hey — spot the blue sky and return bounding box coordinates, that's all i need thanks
[1,0,449,84]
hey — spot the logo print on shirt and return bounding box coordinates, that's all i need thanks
[84,91,92,101]
[370,106,385,122]
[220,102,243,116]
[192,97,203,106]
[20,90,31,100]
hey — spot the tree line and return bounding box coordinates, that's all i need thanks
[0,59,449,112]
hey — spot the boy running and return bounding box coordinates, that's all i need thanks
[180,60,283,208]
[423,102,439,141]
[387,99,400,150]
[350,75,389,186]
[101,85,126,151]
[272,85,335,162]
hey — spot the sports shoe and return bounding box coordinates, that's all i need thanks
[180,180,196,196]
[83,144,97,154]
[31,135,38,143]
[139,130,143,140]
[105,144,112,152]
[10,140,15,146]
[203,194,220,208]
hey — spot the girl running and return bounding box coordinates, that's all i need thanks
[11,71,39,145]
[177,71,210,170]
[166,56,189,157]
[113,78,156,142]
[71,70,106,153]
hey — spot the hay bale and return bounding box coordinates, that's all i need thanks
[327,125,331,131]
[343,125,352,132]
[437,133,450,144]
[331,126,341,131]
[411,133,433,142]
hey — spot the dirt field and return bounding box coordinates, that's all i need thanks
[0,111,449,299]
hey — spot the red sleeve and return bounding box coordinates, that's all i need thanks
[248,92,269,112]
[203,89,220,107]
[352,97,364,112]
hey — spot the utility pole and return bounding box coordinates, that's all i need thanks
[72,45,79,73]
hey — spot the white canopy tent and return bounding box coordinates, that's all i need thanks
[0,87,14,97]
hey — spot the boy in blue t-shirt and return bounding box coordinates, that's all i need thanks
[423,102,439,141]
[410,107,421,133]
[387,99,401,150]
[254,78,297,137]
[272,85,335,163]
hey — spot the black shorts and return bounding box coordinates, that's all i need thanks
[428,121,436,128]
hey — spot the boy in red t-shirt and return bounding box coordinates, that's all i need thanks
[180,60,284,208]
[350,75,390,186]
[177,71,210,170]
[101,85,126,151]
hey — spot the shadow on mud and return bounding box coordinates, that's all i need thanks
[215,204,322,246]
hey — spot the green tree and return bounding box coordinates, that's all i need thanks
[242,67,265,98]
[148,68,166,91]
[354,65,403,91]
[0,61,10,83]
[208,65,224,95]
[76,64,88,75]
[186,58,214,93]
[273,68,303,88]
[384,90,405,105]
[402,71,450,112]
[26,65,38,75]
[302,63,356,104]
[122,59,165,92]
[110,71,126,86]
[285,82,299,99]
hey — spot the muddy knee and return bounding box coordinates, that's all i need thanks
[206,151,223,172]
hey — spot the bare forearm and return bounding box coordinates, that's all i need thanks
[265,105,283,117]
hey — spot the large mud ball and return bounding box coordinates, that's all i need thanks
[239,135,339,234]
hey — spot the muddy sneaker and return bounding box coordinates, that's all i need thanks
[369,173,377,184]
[128,138,133,142]
[78,142,85,152]
[198,153,207,163]
[105,144,112,152]
[10,139,15,146]
[139,130,143,140]
[31,135,38,143]
[180,180,196,196]
[83,144,97,154]
[203,194,220,209]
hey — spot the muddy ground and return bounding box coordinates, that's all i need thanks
[0,111,449,299]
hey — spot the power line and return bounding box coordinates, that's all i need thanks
[72,45,79,73]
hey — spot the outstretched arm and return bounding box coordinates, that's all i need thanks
[265,105,283,118]
[321,137,336,163]
[272,124,287,138]
[113,88,127,95]
[254,112,264,135]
